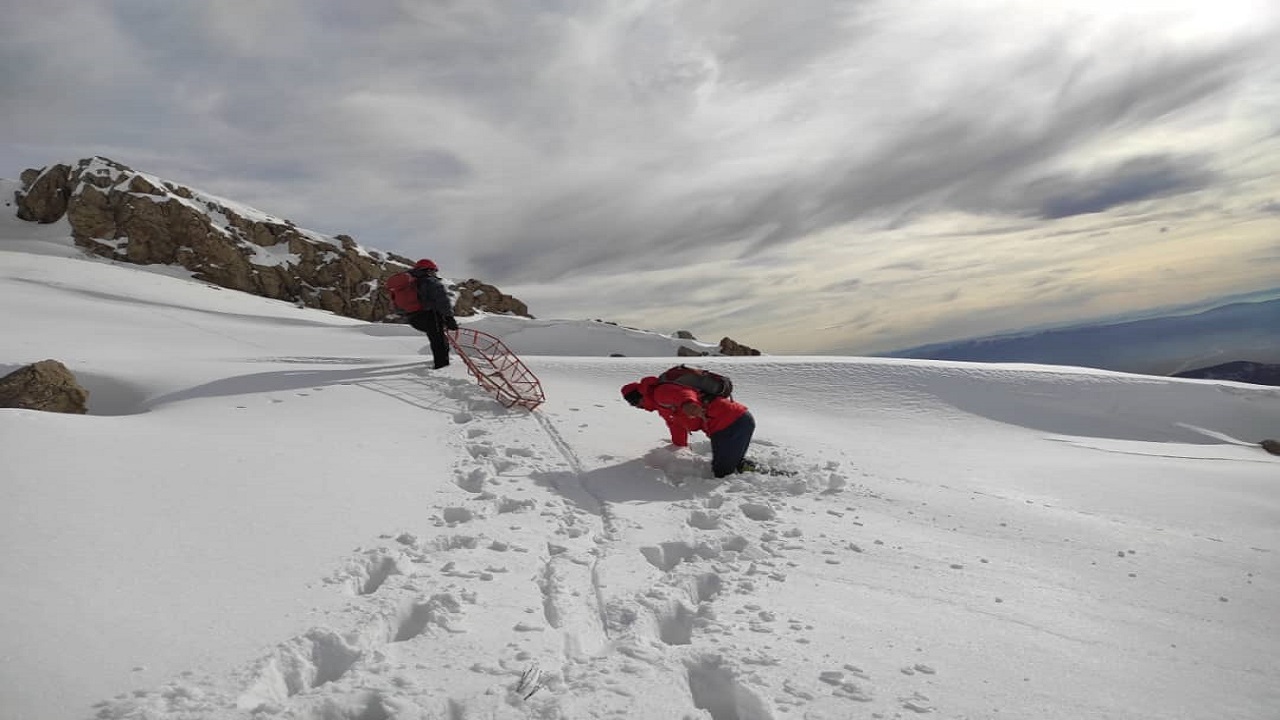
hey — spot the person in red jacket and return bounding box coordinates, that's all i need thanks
[626,378,756,478]
[621,376,703,447]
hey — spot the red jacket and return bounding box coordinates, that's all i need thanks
[622,376,703,446]
[650,383,749,435]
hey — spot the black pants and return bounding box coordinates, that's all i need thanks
[408,311,451,368]
[710,411,755,478]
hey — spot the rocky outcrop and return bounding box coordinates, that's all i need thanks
[15,163,74,222]
[1262,439,1280,456]
[12,157,532,321]
[0,359,89,414]
[450,279,532,318]
[718,337,761,356]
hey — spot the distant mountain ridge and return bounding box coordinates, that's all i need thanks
[884,295,1280,382]
[1172,360,1280,387]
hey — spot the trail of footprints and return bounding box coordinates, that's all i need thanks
[632,451,949,718]
[94,380,944,719]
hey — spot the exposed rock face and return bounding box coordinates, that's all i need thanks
[678,345,709,357]
[450,279,532,318]
[1262,439,1280,456]
[13,157,532,321]
[15,163,73,223]
[718,337,761,356]
[673,330,696,340]
[0,359,89,414]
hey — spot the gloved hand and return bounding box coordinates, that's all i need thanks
[444,316,459,331]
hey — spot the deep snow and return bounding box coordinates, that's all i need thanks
[2,218,1278,720]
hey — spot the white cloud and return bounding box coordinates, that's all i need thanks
[2,0,1279,352]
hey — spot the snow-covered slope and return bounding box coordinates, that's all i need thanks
[2,235,1278,720]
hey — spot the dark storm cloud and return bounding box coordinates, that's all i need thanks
[1026,156,1216,219]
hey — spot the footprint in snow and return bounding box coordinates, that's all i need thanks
[688,510,722,530]
[325,549,406,596]
[740,503,777,521]
[901,691,935,713]
[454,466,491,493]
[440,507,475,524]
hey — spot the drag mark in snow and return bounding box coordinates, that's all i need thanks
[532,410,622,649]
[536,547,612,659]
[533,411,587,476]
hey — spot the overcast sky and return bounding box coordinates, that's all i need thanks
[4,0,1279,354]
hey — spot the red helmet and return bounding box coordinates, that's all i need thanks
[415,258,439,271]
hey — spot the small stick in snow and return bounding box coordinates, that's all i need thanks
[517,662,544,701]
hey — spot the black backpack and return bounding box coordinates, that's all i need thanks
[656,365,733,401]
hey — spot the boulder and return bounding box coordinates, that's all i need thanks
[718,337,761,356]
[0,359,89,414]
[15,164,74,223]
[450,278,532,318]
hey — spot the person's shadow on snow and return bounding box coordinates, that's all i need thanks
[141,362,504,418]
[530,457,718,514]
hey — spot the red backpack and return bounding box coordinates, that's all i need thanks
[386,272,422,312]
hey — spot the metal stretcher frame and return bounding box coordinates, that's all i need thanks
[446,327,545,411]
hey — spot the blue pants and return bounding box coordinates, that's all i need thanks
[710,411,755,478]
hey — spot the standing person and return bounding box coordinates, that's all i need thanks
[388,259,458,369]
[649,381,756,478]
[621,376,703,448]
